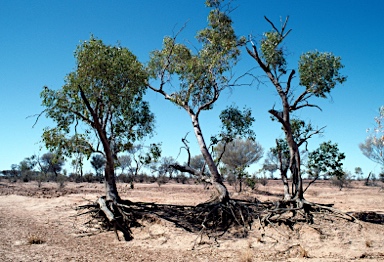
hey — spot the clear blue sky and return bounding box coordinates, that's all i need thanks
[1,0,383,177]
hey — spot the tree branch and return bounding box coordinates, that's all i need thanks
[297,126,326,148]
[285,69,296,95]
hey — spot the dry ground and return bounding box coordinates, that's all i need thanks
[0,179,383,261]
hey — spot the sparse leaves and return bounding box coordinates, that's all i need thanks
[359,106,384,167]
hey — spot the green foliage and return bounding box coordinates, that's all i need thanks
[147,2,243,112]
[41,36,154,159]
[245,176,257,190]
[215,106,255,144]
[126,143,162,177]
[270,138,290,171]
[307,141,345,179]
[260,31,286,73]
[299,51,347,98]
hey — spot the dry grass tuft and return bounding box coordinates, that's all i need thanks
[239,243,253,262]
[365,240,373,248]
[27,233,45,245]
[299,244,309,258]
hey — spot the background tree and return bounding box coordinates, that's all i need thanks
[215,138,263,192]
[188,154,207,176]
[38,152,65,178]
[39,36,154,202]
[10,164,20,182]
[71,151,85,178]
[306,141,346,190]
[18,155,37,182]
[117,154,132,176]
[269,139,291,199]
[90,154,106,178]
[246,17,346,200]
[354,167,363,181]
[126,143,161,178]
[359,106,384,168]
[147,1,245,203]
[261,158,278,179]
[155,156,179,179]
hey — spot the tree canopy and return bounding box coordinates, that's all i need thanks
[40,36,155,201]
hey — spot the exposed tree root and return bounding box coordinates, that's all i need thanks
[73,196,382,246]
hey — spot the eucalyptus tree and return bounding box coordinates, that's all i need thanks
[147,1,245,203]
[39,37,154,202]
[246,17,346,200]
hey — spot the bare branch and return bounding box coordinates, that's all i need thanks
[297,126,326,148]
[264,16,280,33]
[29,110,47,128]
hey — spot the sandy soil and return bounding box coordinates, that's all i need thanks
[0,180,383,261]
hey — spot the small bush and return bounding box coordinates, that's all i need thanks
[226,173,236,186]
[175,174,188,184]
[331,176,350,190]
[156,175,168,187]
[118,173,134,183]
[56,174,67,189]
[258,177,268,186]
[245,177,257,190]
[83,173,98,183]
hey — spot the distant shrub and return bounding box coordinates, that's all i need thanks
[258,177,268,186]
[118,173,134,183]
[380,171,384,183]
[245,177,257,190]
[156,175,168,187]
[175,174,188,184]
[56,174,67,189]
[331,175,350,190]
[226,173,236,186]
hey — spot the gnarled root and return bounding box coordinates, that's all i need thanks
[74,197,134,241]
[255,198,357,229]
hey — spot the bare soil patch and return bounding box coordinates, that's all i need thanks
[0,180,383,261]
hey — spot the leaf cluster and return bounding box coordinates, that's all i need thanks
[147,2,244,112]
[214,105,255,144]
[41,36,154,158]
[299,51,346,98]
[307,141,345,179]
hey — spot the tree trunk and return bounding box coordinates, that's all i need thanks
[104,162,120,202]
[191,115,229,203]
[98,129,120,202]
[277,147,291,200]
[286,135,303,200]
[281,171,291,200]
